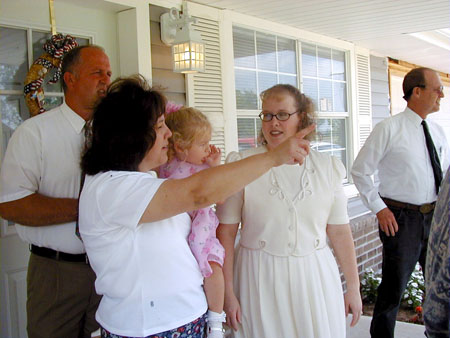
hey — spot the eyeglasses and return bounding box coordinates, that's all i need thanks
[417,84,444,95]
[259,111,299,122]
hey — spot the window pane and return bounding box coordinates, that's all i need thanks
[313,118,347,172]
[43,96,63,111]
[331,118,346,149]
[256,32,276,72]
[333,82,347,112]
[316,119,332,144]
[318,46,332,79]
[258,72,277,95]
[235,69,257,109]
[301,43,316,77]
[237,118,261,151]
[0,27,28,91]
[233,27,256,69]
[301,43,347,115]
[279,74,297,87]
[1,95,28,157]
[332,50,346,81]
[277,36,296,74]
[303,78,318,109]
[76,37,90,46]
[319,80,332,112]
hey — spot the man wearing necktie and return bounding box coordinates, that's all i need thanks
[351,67,449,338]
[0,45,112,337]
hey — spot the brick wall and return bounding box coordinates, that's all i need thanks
[350,213,383,276]
[337,213,383,288]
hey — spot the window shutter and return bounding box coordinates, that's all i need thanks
[188,17,225,160]
[355,50,372,150]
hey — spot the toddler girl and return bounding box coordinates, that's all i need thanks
[159,107,226,338]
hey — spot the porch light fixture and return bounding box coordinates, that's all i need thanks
[160,2,205,73]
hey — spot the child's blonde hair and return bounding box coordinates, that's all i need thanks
[165,107,212,161]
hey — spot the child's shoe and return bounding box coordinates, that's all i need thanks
[206,310,226,338]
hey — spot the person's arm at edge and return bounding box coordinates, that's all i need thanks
[0,193,78,226]
[141,124,315,223]
[327,223,362,327]
[216,222,241,330]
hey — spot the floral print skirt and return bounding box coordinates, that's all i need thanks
[101,313,206,338]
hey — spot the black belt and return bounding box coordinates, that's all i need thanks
[382,197,435,214]
[30,244,89,264]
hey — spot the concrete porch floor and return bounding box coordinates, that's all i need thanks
[346,315,426,338]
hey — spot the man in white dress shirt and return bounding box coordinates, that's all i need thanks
[351,67,449,338]
[0,45,112,337]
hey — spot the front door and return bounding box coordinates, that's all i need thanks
[1,221,29,338]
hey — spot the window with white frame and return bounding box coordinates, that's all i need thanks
[233,26,297,151]
[0,26,89,157]
[301,42,349,171]
[233,26,350,175]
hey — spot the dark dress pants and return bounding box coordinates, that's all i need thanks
[370,206,433,338]
[27,253,101,338]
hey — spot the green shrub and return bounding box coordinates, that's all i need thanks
[360,268,381,304]
[402,264,425,309]
[360,263,424,309]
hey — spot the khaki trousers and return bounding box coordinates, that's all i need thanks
[27,253,101,338]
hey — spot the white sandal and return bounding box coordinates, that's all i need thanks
[206,310,226,338]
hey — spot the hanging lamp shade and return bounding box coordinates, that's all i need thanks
[160,3,205,73]
[171,25,205,73]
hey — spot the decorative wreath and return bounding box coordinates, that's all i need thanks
[24,34,78,117]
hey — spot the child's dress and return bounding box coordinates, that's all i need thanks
[159,158,225,277]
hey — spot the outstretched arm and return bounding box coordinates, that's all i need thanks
[141,124,315,223]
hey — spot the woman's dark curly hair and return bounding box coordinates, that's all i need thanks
[81,75,167,174]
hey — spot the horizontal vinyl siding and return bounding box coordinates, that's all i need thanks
[370,55,390,126]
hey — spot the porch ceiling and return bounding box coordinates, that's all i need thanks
[192,0,450,73]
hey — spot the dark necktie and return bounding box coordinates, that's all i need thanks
[422,120,443,194]
[75,122,91,241]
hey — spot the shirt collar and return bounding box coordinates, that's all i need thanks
[60,101,87,134]
[404,107,424,129]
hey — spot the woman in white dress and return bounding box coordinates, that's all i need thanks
[216,84,362,338]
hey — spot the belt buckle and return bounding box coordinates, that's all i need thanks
[419,203,433,214]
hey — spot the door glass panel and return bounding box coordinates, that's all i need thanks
[0,27,28,91]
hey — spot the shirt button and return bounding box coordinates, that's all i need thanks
[289,208,295,213]
[289,225,294,231]
[288,242,293,248]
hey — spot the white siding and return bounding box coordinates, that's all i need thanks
[370,55,390,127]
